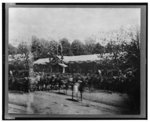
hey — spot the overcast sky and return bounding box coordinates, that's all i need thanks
[9,8,140,47]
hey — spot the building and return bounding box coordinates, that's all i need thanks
[33,54,106,74]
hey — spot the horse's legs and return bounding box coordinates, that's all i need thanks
[76,92,78,101]
[80,92,82,101]
[66,89,67,95]
[72,91,74,100]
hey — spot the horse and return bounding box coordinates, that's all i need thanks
[72,78,85,101]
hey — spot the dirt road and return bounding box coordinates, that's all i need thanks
[8,91,130,115]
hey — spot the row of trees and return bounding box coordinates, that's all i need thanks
[9,37,126,60]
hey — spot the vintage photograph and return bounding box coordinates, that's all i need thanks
[3,3,147,119]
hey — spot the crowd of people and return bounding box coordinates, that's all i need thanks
[30,72,102,95]
[9,70,104,100]
[9,68,135,99]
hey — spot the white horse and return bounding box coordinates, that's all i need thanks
[73,82,80,100]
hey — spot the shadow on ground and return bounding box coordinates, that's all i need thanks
[55,92,67,95]
[66,98,79,102]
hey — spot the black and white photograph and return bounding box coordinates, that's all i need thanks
[3,3,147,119]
